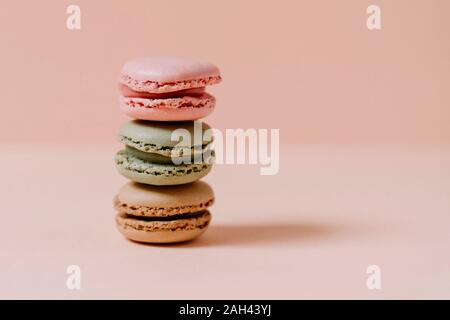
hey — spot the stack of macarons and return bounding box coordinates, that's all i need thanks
[114,57,221,244]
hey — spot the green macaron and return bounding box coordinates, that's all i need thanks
[115,120,214,185]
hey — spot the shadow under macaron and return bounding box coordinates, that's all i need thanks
[123,219,372,248]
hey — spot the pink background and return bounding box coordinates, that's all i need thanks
[1,0,450,299]
[1,0,449,146]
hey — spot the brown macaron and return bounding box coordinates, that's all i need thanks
[114,181,214,244]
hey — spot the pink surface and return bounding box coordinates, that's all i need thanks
[1,145,450,299]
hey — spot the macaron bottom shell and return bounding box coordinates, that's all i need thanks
[119,93,215,121]
[115,149,212,185]
[120,102,214,121]
[116,210,211,244]
[114,181,215,218]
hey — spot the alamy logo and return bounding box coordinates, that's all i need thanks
[366,265,382,290]
[66,265,81,290]
[66,5,81,30]
[366,5,381,30]
[171,121,280,176]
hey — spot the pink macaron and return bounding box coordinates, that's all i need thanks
[119,57,221,121]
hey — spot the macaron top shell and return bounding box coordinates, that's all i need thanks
[119,120,212,151]
[121,57,220,82]
[115,181,214,216]
[120,57,221,93]
[118,181,214,208]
